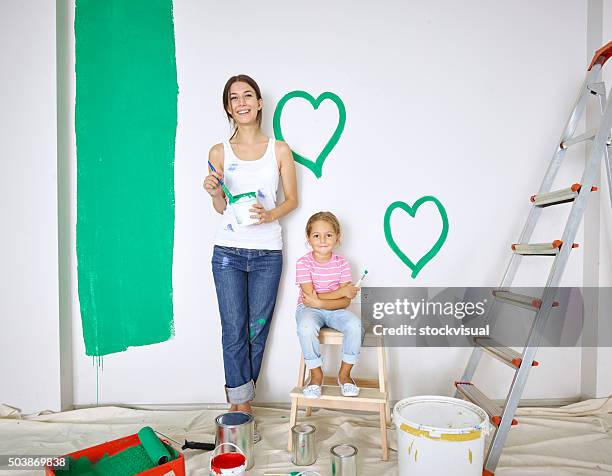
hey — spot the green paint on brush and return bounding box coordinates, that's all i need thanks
[75,0,178,356]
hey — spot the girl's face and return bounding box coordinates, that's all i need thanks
[307,220,339,256]
[227,81,262,126]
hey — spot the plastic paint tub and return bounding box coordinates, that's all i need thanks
[393,396,490,476]
[209,443,247,475]
[230,192,258,225]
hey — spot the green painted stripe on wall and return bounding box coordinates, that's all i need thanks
[75,0,178,356]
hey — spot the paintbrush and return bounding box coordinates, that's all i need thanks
[355,269,368,287]
[208,160,235,203]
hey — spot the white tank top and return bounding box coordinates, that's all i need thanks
[213,138,283,250]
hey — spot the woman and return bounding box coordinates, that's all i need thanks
[203,74,298,414]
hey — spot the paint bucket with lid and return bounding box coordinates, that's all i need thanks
[209,442,247,475]
[330,444,358,476]
[214,412,254,470]
[291,424,317,466]
[393,396,490,476]
[231,192,258,225]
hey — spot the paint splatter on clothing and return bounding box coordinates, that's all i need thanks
[249,317,268,340]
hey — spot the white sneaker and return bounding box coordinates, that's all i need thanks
[303,384,322,399]
[338,378,360,397]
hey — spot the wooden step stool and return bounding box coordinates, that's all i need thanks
[287,327,390,460]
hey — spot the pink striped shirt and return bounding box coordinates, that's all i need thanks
[295,252,352,304]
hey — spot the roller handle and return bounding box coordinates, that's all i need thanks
[181,440,216,451]
[588,41,612,70]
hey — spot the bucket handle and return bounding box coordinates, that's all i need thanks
[208,442,247,471]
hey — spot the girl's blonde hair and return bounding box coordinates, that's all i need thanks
[305,211,341,237]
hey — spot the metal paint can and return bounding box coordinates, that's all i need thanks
[330,444,358,476]
[291,424,316,466]
[214,412,254,470]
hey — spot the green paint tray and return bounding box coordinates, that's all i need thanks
[45,429,185,476]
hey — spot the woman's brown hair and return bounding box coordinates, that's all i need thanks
[222,74,263,138]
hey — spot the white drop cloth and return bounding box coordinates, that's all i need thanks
[0,398,611,475]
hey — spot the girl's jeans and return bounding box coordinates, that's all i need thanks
[212,245,282,404]
[295,303,364,369]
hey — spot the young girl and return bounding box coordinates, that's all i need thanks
[295,212,364,398]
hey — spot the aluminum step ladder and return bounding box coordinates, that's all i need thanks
[454,42,612,476]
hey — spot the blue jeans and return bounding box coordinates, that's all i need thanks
[295,304,365,369]
[212,245,283,404]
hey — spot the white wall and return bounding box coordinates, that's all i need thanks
[68,0,592,406]
[0,0,62,413]
[4,1,610,413]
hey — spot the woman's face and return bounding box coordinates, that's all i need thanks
[227,81,262,125]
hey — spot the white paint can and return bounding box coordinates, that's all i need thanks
[393,396,490,476]
[231,192,258,225]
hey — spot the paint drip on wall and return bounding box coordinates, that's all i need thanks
[75,0,178,356]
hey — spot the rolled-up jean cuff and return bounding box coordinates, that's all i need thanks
[342,354,359,365]
[225,380,255,404]
[304,357,323,370]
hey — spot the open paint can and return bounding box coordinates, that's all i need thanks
[393,395,490,476]
[209,442,247,475]
[291,424,316,466]
[231,192,258,225]
[330,444,358,476]
[214,412,254,470]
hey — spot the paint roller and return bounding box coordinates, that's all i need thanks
[138,426,172,464]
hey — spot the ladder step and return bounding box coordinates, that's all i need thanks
[454,382,518,426]
[492,290,559,311]
[511,240,579,255]
[530,183,598,207]
[560,128,597,149]
[474,337,539,368]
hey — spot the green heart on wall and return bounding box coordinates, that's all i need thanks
[384,196,449,278]
[273,90,346,178]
